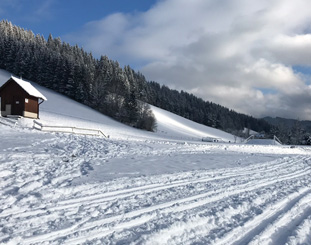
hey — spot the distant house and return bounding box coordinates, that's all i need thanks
[0,76,47,119]
[202,136,222,142]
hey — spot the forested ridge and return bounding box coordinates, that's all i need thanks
[264,117,311,145]
[0,20,272,134]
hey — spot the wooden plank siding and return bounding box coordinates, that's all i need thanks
[24,95,39,115]
[0,78,40,118]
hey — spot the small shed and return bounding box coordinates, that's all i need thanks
[0,76,47,119]
[202,136,222,142]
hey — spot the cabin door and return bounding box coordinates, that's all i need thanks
[12,96,24,116]
[4,104,11,116]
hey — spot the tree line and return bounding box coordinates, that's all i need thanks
[0,20,156,131]
[264,117,311,145]
[0,20,274,136]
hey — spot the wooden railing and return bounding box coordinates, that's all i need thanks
[0,116,19,127]
[243,135,255,144]
[273,135,282,145]
[243,134,282,145]
[33,120,108,138]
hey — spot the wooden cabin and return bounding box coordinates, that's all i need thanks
[0,76,47,119]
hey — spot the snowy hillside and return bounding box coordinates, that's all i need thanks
[0,69,236,142]
[1,69,311,244]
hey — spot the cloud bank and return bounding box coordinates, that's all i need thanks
[66,0,311,120]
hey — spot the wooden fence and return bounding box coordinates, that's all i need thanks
[33,120,108,137]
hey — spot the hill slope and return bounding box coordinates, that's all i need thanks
[264,116,311,131]
[0,69,236,142]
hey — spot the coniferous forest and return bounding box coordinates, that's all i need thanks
[0,20,275,135]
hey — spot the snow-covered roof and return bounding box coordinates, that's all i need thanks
[9,76,47,101]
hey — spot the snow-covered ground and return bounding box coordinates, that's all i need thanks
[1,70,311,244]
[0,69,236,143]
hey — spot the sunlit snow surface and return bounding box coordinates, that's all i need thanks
[0,69,235,142]
[1,69,311,244]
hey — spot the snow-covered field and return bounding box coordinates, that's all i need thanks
[1,126,311,244]
[1,70,311,244]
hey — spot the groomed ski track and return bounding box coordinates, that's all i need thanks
[1,127,311,244]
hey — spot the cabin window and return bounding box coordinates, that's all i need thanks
[16,101,19,104]
[25,98,29,103]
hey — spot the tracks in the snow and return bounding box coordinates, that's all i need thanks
[219,189,311,245]
[2,155,308,244]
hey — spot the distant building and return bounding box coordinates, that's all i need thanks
[202,136,222,142]
[0,76,47,119]
[243,127,258,136]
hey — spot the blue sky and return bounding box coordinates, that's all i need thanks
[0,0,157,38]
[1,0,311,120]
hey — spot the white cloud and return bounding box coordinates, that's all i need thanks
[0,0,56,22]
[66,0,311,120]
[268,35,311,66]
